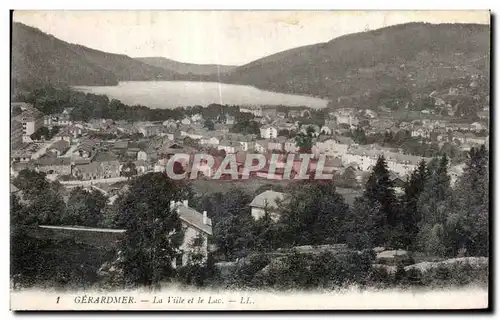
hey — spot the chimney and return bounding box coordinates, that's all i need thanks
[182,199,188,207]
[203,211,208,225]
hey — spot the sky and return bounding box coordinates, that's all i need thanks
[13,10,490,66]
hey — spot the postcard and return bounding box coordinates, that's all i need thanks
[9,10,490,311]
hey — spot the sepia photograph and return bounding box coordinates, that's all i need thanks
[8,10,491,311]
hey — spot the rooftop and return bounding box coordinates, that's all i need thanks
[249,190,286,209]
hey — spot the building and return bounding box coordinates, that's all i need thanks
[267,137,286,152]
[13,106,44,140]
[72,160,121,180]
[342,146,430,176]
[217,140,241,154]
[47,140,70,157]
[284,139,298,153]
[137,147,158,163]
[11,119,23,150]
[139,125,163,137]
[34,155,72,175]
[262,107,277,118]
[169,200,213,267]
[239,106,263,117]
[74,139,99,159]
[312,136,354,158]
[200,136,221,147]
[260,125,278,139]
[249,190,286,221]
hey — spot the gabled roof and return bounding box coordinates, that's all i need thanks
[249,190,286,209]
[172,202,212,235]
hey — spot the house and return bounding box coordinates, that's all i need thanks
[465,133,486,145]
[180,118,192,125]
[225,114,236,125]
[362,109,378,119]
[411,127,431,139]
[133,160,149,174]
[13,105,44,141]
[276,111,287,119]
[342,146,430,176]
[139,125,162,137]
[320,122,336,135]
[34,155,72,175]
[470,122,486,132]
[47,140,70,157]
[239,106,262,117]
[191,113,203,123]
[217,140,241,154]
[254,140,269,153]
[288,109,302,118]
[249,190,286,221]
[260,125,278,139]
[452,132,467,144]
[137,147,158,163]
[262,107,277,118]
[312,136,354,158]
[72,160,121,180]
[284,139,298,153]
[267,138,286,152]
[169,200,212,267]
[74,139,99,159]
[200,136,221,147]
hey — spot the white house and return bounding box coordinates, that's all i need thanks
[249,190,286,221]
[260,125,278,139]
[170,200,212,267]
[312,136,354,158]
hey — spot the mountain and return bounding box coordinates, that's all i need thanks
[135,57,237,76]
[11,22,181,90]
[214,22,490,104]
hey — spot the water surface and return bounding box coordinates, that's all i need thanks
[74,81,329,109]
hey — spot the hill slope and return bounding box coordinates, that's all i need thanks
[11,22,180,90]
[216,22,490,103]
[135,57,237,76]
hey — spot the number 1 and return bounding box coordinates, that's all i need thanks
[56,297,60,304]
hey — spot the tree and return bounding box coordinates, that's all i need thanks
[399,160,429,250]
[63,187,108,227]
[13,169,50,201]
[416,155,453,256]
[340,167,358,189]
[114,172,190,287]
[362,156,398,246]
[278,180,350,246]
[204,119,215,131]
[294,126,315,153]
[211,188,254,260]
[121,161,138,180]
[30,126,50,141]
[449,145,489,256]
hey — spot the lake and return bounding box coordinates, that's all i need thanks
[73,81,329,109]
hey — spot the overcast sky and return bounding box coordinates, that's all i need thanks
[13,10,490,66]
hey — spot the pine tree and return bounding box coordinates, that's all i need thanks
[361,156,398,246]
[449,145,489,256]
[417,155,453,256]
[400,159,429,249]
